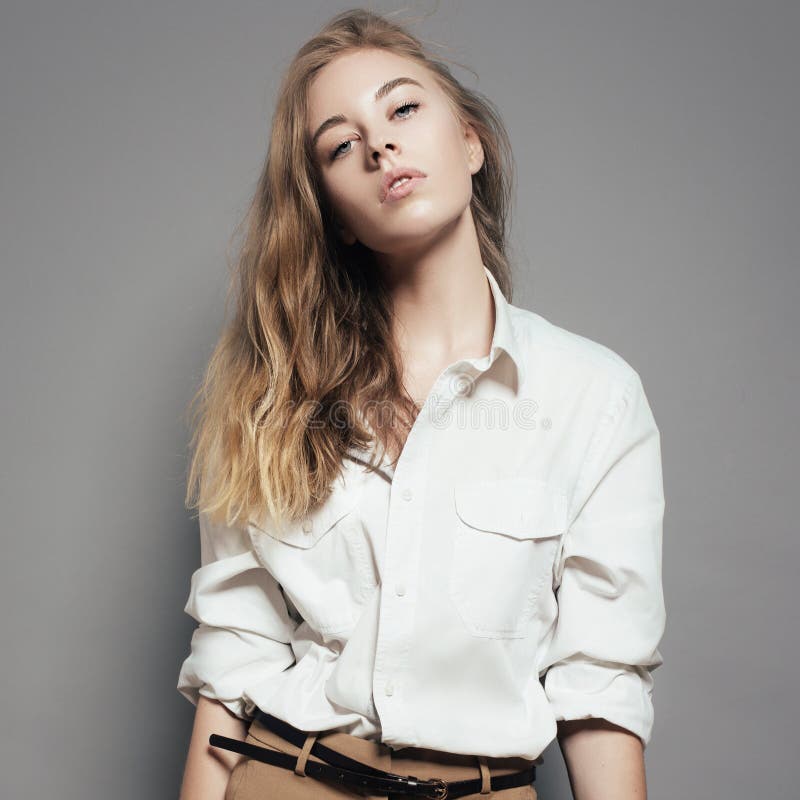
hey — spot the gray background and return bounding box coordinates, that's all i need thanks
[1,1,796,798]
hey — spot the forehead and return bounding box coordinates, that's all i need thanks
[306,48,431,126]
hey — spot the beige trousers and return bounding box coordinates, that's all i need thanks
[225,715,539,800]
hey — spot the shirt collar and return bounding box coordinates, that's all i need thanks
[480,264,526,387]
[346,264,526,464]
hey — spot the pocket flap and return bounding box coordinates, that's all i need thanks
[453,477,567,540]
[248,478,357,550]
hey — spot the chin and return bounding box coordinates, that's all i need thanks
[365,224,455,255]
[355,194,469,250]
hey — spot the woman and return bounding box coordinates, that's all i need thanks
[177,8,666,800]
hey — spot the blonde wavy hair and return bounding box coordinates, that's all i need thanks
[184,7,517,529]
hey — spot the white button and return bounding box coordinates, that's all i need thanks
[395,583,406,597]
[454,373,473,397]
[384,680,395,696]
[402,488,413,501]
[301,518,313,533]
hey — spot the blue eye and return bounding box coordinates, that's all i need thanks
[331,140,352,159]
[393,100,420,119]
[329,99,421,161]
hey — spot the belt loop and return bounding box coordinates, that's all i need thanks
[477,755,492,794]
[294,732,318,777]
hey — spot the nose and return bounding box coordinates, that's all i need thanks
[370,141,397,163]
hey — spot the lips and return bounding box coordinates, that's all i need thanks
[380,166,427,203]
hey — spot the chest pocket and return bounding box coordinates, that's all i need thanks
[449,477,567,639]
[248,482,376,636]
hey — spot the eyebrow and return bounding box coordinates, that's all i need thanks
[310,76,425,151]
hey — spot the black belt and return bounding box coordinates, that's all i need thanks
[209,710,537,799]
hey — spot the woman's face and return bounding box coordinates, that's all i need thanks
[306,48,484,255]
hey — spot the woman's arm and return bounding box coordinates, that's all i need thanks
[179,695,248,800]
[540,370,666,795]
[175,511,300,798]
[557,719,647,800]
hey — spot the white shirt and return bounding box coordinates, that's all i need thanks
[177,265,666,760]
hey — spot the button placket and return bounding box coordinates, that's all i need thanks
[372,375,439,747]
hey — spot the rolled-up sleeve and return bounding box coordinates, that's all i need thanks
[542,370,666,748]
[176,511,298,720]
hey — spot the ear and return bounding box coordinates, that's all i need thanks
[463,121,485,176]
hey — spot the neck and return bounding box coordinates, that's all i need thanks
[375,212,495,367]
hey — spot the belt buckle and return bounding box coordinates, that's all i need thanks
[426,778,449,799]
[398,774,449,799]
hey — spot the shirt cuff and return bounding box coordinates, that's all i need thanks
[543,654,661,748]
[177,623,296,720]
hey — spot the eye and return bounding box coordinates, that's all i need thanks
[330,139,352,160]
[328,100,421,162]
[392,99,421,119]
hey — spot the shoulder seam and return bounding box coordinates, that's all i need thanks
[508,306,641,383]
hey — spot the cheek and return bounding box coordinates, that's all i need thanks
[432,118,472,177]
[338,200,381,240]
[426,100,464,142]
[322,179,363,227]
[321,172,374,222]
